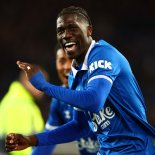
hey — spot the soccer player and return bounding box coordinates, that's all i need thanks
[5,6,155,155]
[31,45,99,155]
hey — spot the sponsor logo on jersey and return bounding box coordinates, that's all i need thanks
[90,106,115,132]
[89,60,112,73]
[64,110,71,119]
[76,137,99,153]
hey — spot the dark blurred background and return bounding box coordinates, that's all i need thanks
[0,0,155,126]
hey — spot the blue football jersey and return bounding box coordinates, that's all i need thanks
[68,40,155,155]
[46,94,99,155]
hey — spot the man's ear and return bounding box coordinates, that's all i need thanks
[87,25,93,36]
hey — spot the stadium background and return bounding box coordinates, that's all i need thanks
[0,1,155,154]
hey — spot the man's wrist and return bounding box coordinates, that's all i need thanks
[26,135,38,146]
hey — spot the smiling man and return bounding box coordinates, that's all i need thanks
[5,6,155,155]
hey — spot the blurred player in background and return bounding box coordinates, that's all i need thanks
[31,45,99,155]
[0,69,46,155]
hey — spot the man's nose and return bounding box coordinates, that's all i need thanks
[63,30,72,38]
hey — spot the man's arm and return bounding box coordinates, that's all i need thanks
[30,71,112,113]
[16,61,112,113]
[31,98,63,155]
[35,110,90,146]
[5,110,90,151]
[30,126,56,155]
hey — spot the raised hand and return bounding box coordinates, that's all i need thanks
[16,61,40,80]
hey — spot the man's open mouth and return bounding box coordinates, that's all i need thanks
[64,42,77,51]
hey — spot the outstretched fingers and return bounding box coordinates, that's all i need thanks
[16,61,32,71]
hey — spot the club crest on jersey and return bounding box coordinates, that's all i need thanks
[64,110,71,119]
[89,60,112,73]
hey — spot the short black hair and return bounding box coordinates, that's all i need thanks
[57,6,92,26]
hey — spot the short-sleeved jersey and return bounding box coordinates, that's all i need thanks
[46,89,99,155]
[68,40,155,155]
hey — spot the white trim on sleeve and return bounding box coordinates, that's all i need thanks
[73,107,84,111]
[45,123,58,131]
[88,75,113,84]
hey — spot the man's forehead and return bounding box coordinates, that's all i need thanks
[57,14,84,26]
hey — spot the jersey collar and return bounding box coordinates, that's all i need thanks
[71,40,96,77]
[81,40,96,70]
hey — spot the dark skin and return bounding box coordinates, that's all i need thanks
[5,13,93,152]
[57,14,92,66]
[56,48,72,87]
[5,133,37,151]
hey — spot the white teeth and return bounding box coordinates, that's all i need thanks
[65,73,70,76]
[65,42,76,46]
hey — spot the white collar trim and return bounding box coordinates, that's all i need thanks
[81,40,96,70]
[72,40,96,77]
